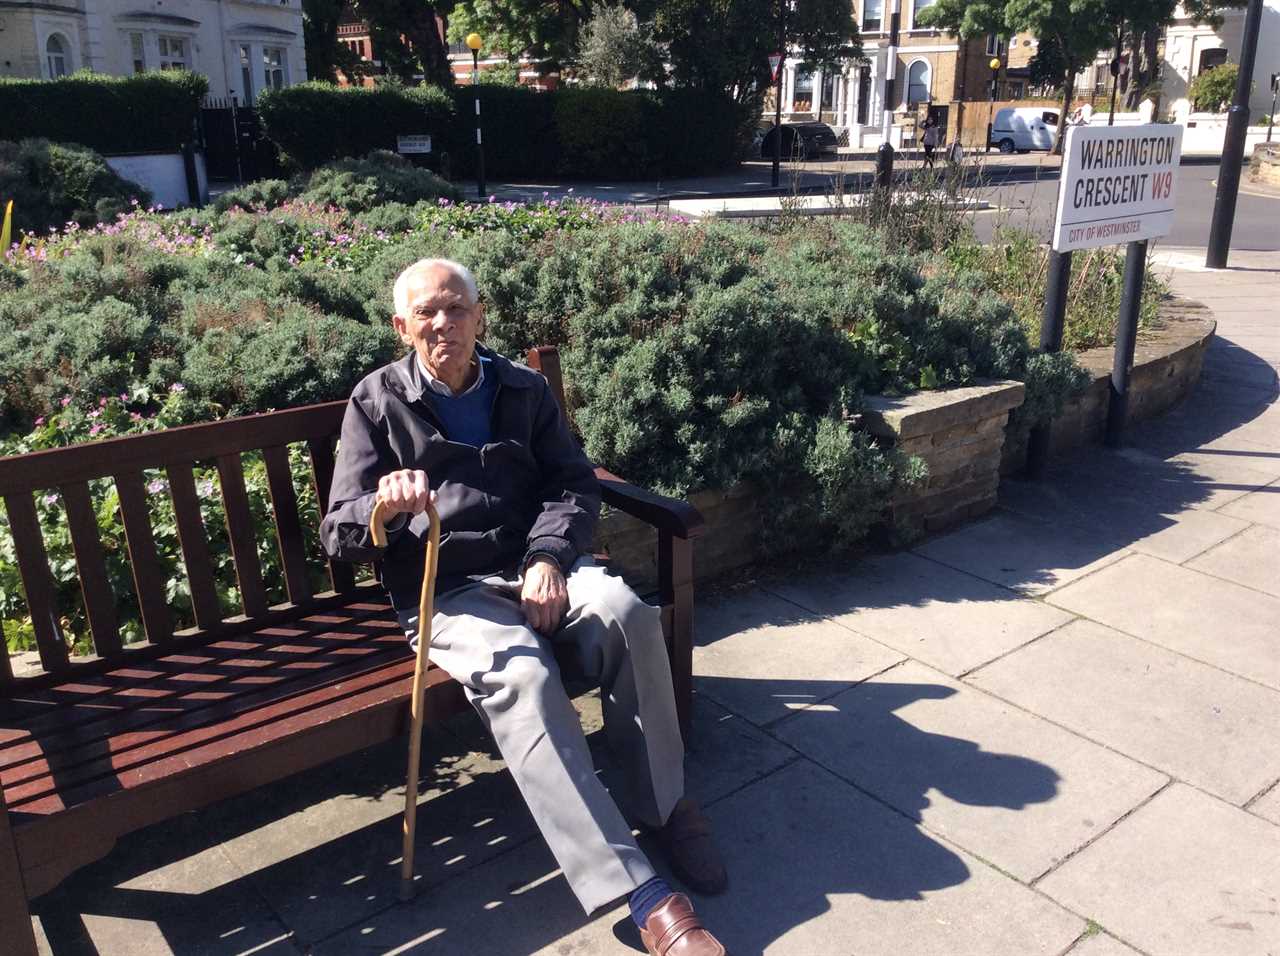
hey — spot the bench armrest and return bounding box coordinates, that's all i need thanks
[594,468,706,540]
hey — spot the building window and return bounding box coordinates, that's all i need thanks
[986,34,1006,57]
[863,0,882,32]
[263,47,286,90]
[158,35,188,70]
[1197,48,1227,75]
[907,59,931,104]
[239,44,254,104]
[130,32,146,73]
[46,34,70,77]
[912,0,934,27]
[792,69,814,111]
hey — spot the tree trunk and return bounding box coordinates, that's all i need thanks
[1125,30,1143,109]
[1053,64,1075,154]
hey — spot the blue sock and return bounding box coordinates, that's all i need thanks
[630,876,674,930]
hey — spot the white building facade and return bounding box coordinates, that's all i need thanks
[1162,0,1280,122]
[0,0,306,103]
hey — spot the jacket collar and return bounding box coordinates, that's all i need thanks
[391,344,534,404]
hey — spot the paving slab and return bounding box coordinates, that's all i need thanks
[1063,932,1143,955]
[998,474,1251,564]
[772,660,1166,882]
[693,589,905,726]
[766,551,1075,676]
[515,760,1083,956]
[32,815,296,956]
[1247,781,1280,826]
[968,619,1280,804]
[1218,482,1280,527]
[1186,524,1280,595]
[913,511,1129,596]
[1037,784,1280,956]
[1046,553,1280,690]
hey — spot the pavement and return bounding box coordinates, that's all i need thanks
[28,246,1280,955]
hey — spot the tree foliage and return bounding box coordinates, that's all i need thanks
[301,0,368,83]
[353,0,455,86]
[1188,61,1240,111]
[447,0,589,71]
[575,5,664,87]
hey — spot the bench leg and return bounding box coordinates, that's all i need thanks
[0,792,38,956]
[659,530,695,743]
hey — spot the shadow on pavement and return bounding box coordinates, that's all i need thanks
[30,674,1061,955]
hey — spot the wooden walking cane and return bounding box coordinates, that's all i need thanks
[369,497,441,903]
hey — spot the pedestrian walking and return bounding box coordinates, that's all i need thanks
[922,116,940,168]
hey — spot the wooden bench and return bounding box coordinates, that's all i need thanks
[0,347,704,954]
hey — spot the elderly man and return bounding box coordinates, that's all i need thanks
[321,258,727,956]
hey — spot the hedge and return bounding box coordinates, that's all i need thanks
[0,139,151,234]
[256,83,739,179]
[0,71,207,154]
[255,83,455,171]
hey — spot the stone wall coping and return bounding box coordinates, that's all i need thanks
[862,379,1026,440]
[1069,299,1216,383]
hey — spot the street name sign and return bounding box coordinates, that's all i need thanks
[1051,123,1183,252]
[396,134,433,155]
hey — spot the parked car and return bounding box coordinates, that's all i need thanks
[760,122,840,160]
[989,107,1060,152]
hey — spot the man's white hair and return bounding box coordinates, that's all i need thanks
[392,258,479,315]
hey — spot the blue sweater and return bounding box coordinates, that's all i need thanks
[424,357,498,446]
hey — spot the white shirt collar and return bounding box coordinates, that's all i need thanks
[417,351,486,398]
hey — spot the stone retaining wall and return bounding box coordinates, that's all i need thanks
[1002,298,1216,472]
[595,296,1214,587]
[1250,141,1280,187]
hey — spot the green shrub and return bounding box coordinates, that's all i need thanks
[0,71,207,154]
[0,139,151,234]
[553,88,658,179]
[1189,62,1239,112]
[445,85,558,179]
[215,153,460,214]
[256,82,454,170]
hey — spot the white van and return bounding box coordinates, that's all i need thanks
[989,107,1060,152]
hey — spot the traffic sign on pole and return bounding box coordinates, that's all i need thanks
[769,54,783,82]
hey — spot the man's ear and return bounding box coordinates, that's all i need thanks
[475,303,487,341]
[391,313,413,347]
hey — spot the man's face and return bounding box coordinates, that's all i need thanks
[393,266,483,384]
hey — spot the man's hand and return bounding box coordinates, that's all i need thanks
[377,469,432,516]
[521,556,568,635]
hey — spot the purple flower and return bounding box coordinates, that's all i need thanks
[130,412,143,422]
[120,392,129,401]
[147,478,168,495]
[34,416,45,426]
[87,409,101,420]
[60,396,72,407]
[89,424,103,436]
[42,494,58,506]
[169,383,185,394]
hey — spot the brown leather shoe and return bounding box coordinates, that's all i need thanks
[639,893,726,956]
[656,798,728,895]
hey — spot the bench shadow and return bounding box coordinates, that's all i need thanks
[30,673,1060,955]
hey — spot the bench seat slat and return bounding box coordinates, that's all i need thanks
[60,483,121,660]
[2,494,67,676]
[0,603,393,752]
[216,454,268,618]
[166,464,223,631]
[0,616,402,778]
[2,632,417,808]
[262,445,312,605]
[9,658,458,822]
[114,473,174,644]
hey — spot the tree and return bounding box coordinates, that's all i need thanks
[302,0,369,83]
[354,0,455,86]
[575,5,664,87]
[447,0,591,73]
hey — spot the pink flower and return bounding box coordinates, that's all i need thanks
[60,396,72,407]
[34,416,45,426]
[99,397,108,407]
[119,392,129,401]
[89,424,103,436]
[130,412,143,422]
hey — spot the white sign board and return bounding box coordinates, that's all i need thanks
[1051,123,1183,252]
[396,134,432,155]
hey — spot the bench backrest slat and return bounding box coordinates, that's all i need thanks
[216,454,268,618]
[307,435,356,595]
[60,482,122,659]
[262,444,312,606]
[114,472,175,643]
[2,493,68,675]
[166,462,224,630]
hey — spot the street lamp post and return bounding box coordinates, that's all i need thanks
[465,32,486,200]
[985,56,1001,153]
[1206,0,1263,268]
[876,0,902,184]
[1268,73,1278,143]
[772,0,787,188]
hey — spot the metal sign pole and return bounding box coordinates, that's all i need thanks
[1105,238,1148,447]
[1025,249,1073,477]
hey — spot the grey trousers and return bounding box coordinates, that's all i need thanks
[398,560,685,914]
